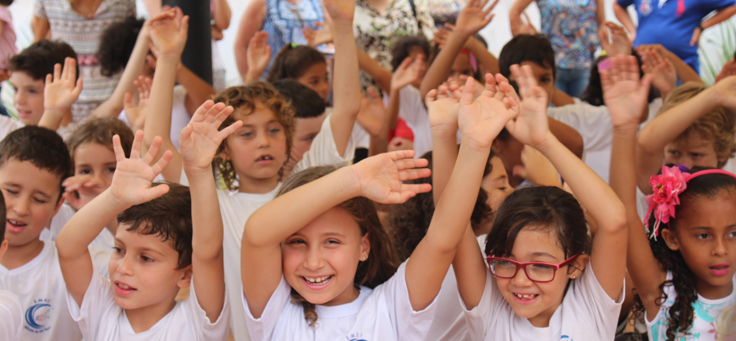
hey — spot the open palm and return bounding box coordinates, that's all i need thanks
[109,132,172,207]
[458,75,514,149]
[455,0,498,35]
[505,65,551,148]
[601,56,652,127]
[350,150,432,204]
[180,101,242,172]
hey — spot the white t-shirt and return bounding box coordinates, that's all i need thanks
[646,272,736,341]
[397,86,432,158]
[0,289,22,340]
[222,116,355,341]
[427,267,469,341]
[547,98,662,184]
[463,262,624,340]
[66,268,229,341]
[0,241,83,341]
[117,84,191,150]
[0,115,77,141]
[243,261,438,340]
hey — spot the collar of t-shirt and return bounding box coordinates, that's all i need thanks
[314,286,372,318]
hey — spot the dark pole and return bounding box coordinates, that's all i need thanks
[162,0,213,85]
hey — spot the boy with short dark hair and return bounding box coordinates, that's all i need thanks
[0,125,85,340]
[55,99,238,338]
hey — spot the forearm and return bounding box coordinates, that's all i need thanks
[212,0,232,31]
[549,117,584,158]
[367,131,388,156]
[330,20,362,156]
[358,49,392,93]
[420,31,470,98]
[144,54,183,182]
[386,88,401,130]
[186,169,223,260]
[38,109,66,131]
[243,166,358,247]
[177,65,216,115]
[508,8,524,36]
[613,3,636,34]
[665,50,703,85]
[430,132,458,204]
[57,190,125,258]
[701,5,736,30]
[31,16,49,43]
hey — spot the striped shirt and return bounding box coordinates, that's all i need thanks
[33,0,135,121]
[0,7,17,70]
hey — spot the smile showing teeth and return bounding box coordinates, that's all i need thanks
[303,276,331,285]
[513,293,538,300]
[8,219,26,226]
[257,155,273,161]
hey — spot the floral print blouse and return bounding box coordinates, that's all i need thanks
[537,0,600,70]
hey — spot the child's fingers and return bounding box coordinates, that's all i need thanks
[394,157,429,171]
[130,130,144,159]
[142,184,170,203]
[205,102,227,123]
[426,89,438,102]
[460,76,475,105]
[45,73,53,86]
[386,149,416,161]
[150,150,173,176]
[398,168,432,182]
[192,100,215,121]
[219,121,244,139]
[53,63,61,81]
[74,78,84,95]
[143,136,163,165]
[400,183,433,195]
[212,105,235,125]
[113,134,127,161]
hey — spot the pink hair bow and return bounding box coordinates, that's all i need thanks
[644,165,692,239]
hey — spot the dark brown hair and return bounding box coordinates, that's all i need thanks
[0,191,6,245]
[266,44,326,84]
[117,183,192,269]
[66,117,135,161]
[97,16,145,77]
[9,39,78,81]
[213,83,296,190]
[391,35,430,72]
[277,165,400,326]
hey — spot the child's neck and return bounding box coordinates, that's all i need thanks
[697,278,734,300]
[1,239,45,270]
[125,295,177,333]
[237,174,280,194]
[526,290,565,328]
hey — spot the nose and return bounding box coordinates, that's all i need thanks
[679,156,694,169]
[14,90,25,105]
[510,265,534,287]
[303,245,325,271]
[11,196,30,217]
[256,131,270,149]
[116,253,135,276]
[713,236,728,257]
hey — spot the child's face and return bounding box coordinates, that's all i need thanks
[9,71,45,126]
[493,136,525,187]
[219,104,288,189]
[664,134,722,169]
[407,47,428,88]
[494,227,586,327]
[479,156,514,234]
[281,207,369,306]
[286,114,326,171]
[109,224,191,311]
[450,53,475,80]
[509,62,555,107]
[661,191,736,299]
[73,142,117,206]
[0,159,62,248]
[297,63,330,101]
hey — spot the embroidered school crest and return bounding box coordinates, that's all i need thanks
[640,0,653,16]
[24,298,52,333]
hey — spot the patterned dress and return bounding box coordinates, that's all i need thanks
[537,0,599,70]
[261,0,324,76]
[354,0,435,90]
[33,0,135,122]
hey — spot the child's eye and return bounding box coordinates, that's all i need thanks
[79,169,92,175]
[4,188,17,195]
[540,77,551,84]
[690,153,704,158]
[288,239,306,245]
[240,132,253,138]
[141,255,154,262]
[106,167,116,173]
[268,128,281,134]
[112,246,124,254]
[668,150,681,156]
[32,197,48,204]
[326,239,340,245]
[696,233,711,240]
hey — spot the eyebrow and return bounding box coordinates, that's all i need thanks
[509,252,559,261]
[322,232,346,238]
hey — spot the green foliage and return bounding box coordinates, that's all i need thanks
[699,17,736,85]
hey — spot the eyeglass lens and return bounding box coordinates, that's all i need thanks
[490,260,557,282]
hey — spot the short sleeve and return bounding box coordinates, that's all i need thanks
[0,291,22,341]
[242,276,292,340]
[66,270,117,340]
[572,262,625,335]
[33,0,48,19]
[616,0,635,8]
[375,261,439,339]
[292,115,355,174]
[547,103,613,153]
[181,278,231,340]
[460,270,505,338]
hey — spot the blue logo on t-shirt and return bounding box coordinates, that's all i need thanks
[561,336,573,340]
[346,332,367,341]
[24,299,52,333]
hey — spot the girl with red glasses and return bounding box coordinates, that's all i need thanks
[437,64,628,339]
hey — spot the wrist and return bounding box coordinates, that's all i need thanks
[340,166,364,198]
[532,132,560,155]
[99,189,131,213]
[613,123,639,135]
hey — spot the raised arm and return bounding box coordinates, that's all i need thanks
[325,0,362,156]
[212,0,232,32]
[508,0,534,36]
[420,0,497,99]
[242,31,272,85]
[241,150,431,317]
[143,8,189,183]
[387,56,424,132]
[612,2,636,42]
[89,19,152,120]
[602,55,665,320]
[508,64,628,299]
[234,0,266,80]
[407,75,515,311]
[31,15,50,43]
[57,132,172,306]
[176,64,217,116]
[636,44,703,85]
[180,101,242,322]
[691,4,736,46]
[39,58,82,131]
[636,77,736,191]
[358,49,393,94]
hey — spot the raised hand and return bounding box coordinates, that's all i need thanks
[641,49,676,96]
[302,22,334,47]
[44,57,83,113]
[455,0,498,36]
[505,64,552,148]
[123,76,152,132]
[180,100,243,173]
[108,131,172,208]
[62,175,105,211]
[323,0,354,23]
[600,55,653,128]
[716,59,736,83]
[356,87,388,137]
[391,55,424,91]
[599,22,632,57]
[513,145,560,186]
[458,74,515,149]
[711,75,736,110]
[513,12,537,36]
[246,31,271,81]
[349,150,432,204]
[427,80,462,136]
[148,7,189,57]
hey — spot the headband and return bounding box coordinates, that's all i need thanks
[644,165,736,239]
[459,49,478,73]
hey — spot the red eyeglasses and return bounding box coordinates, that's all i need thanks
[485,254,580,283]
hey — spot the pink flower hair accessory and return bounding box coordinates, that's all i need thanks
[644,165,736,239]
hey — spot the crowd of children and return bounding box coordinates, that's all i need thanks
[0,0,735,340]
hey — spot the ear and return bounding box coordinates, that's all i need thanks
[177,265,193,288]
[359,232,370,262]
[566,254,589,279]
[660,228,680,251]
[0,240,7,260]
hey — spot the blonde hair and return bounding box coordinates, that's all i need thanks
[212,83,296,191]
[658,82,736,168]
